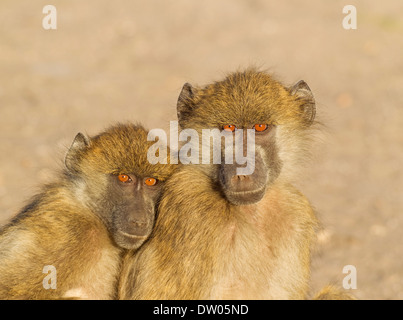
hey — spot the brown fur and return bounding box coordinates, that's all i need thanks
[118,69,320,299]
[313,285,357,300]
[0,123,175,299]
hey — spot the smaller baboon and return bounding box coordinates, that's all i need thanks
[0,123,175,299]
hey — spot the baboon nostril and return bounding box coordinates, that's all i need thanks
[233,175,249,182]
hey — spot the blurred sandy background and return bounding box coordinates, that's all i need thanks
[0,0,402,299]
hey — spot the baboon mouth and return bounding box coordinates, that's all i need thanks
[115,230,150,250]
[224,184,266,205]
[225,182,266,196]
[118,230,150,239]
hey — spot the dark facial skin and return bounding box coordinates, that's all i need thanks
[105,173,162,250]
[176,71,315,207]
[74,168,164,251]
[218,124,282,206]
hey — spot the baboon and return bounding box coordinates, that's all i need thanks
[119,69,352,300]
[0,123,175,299]
[118,69,317,299]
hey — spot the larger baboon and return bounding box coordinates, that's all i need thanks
[119,69,352,300]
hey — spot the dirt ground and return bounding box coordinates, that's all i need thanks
[0,0,402,300]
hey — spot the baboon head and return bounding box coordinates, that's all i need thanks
[177,69,316,206]
[65,123,175,249]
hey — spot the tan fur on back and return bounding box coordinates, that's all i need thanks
[0,188,121,299]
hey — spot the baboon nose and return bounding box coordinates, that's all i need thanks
[233,175,249,182]
[128,219,147,228]
[123,218,149,236]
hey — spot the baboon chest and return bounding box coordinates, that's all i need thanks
[207,202,303,299]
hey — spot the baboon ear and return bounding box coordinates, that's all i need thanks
[290,80,316,125]
[65,133,90,173]
[177,83,197,123]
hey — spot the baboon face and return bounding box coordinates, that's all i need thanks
[177,70,315,206]
[65,124,175,250]
[217,126,280,205]
[104,172,162,249]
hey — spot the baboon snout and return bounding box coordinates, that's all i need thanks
[219,156,268,205]
[124,214,151,236]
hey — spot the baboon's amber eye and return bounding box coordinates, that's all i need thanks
[223,124,237,132]
[254,124,268,132]
[144,177,157,186]
[118,174,131,183]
